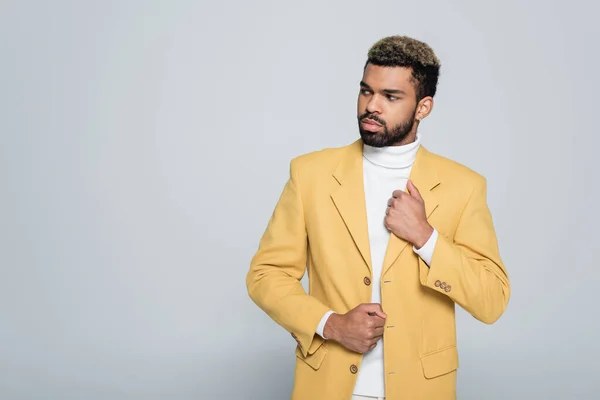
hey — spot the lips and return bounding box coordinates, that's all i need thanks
[361,118,383,131]
[362,118,382,126]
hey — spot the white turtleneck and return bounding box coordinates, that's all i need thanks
[315,133,438,398]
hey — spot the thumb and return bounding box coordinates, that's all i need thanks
[407,179,422,200]
[365,303,387,319]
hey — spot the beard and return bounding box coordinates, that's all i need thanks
[358,108,417,147]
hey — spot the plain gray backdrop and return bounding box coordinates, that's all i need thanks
[1,0,598,399]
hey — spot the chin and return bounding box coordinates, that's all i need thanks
[359,131,386,147]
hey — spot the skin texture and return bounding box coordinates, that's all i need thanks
[385,179,434,249]
[324,304,387,353]
[324,63,436,354]
[357,63,433,147]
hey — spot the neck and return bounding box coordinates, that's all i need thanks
[362,132,421,169]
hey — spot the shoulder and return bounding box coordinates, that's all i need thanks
[423,147,487,188]
[289,140,360,176]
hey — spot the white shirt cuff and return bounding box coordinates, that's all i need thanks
[316,310,335,339]
[413,228,438,266]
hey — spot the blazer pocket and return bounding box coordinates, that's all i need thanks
[420,345,459,379]
[296,344,327,371]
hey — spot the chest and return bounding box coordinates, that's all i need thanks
[363,163,411,242]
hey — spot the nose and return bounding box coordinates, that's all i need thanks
[366,95,382,114]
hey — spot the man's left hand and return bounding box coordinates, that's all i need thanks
[384,179,434,249]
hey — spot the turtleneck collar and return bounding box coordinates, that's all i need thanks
[362,133,421,169]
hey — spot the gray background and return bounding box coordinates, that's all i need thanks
[1,0,598,399]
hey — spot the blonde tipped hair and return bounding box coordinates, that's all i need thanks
[366,35,441,100]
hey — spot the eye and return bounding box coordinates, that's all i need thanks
[360,89,371,95]
[386,94,398,101]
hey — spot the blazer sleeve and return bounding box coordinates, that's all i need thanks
[418,176,511,324]
[246,158,330,357]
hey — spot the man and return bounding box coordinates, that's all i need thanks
[246,35,510,400]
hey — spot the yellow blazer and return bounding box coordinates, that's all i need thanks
[246,139,510,400]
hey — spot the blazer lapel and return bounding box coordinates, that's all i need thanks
[330,140,372,274]
[381,145,440,278]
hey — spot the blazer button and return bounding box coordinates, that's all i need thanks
[435,280,441,287]
[440,282,447,289]
[350,364,358,374]
[363,277,371,286]
[445,285,452,292]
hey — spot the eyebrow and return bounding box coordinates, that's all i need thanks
[360,81,407,96]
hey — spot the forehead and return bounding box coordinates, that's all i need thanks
[362,64,415,93]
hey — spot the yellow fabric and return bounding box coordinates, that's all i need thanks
[246,140,510,400]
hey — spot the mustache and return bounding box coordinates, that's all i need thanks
[359,112,386,126]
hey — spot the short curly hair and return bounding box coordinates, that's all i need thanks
[365,36,441,101]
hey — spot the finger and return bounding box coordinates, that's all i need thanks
[370,334,383,345]
[373,303,387,318]
[392,190,405,199]
[365,303,387,319]
[366,309,386,318]
[407,179,422,200]
[383,217,391,231]
[372,326,384,337]
[366,314,386,325]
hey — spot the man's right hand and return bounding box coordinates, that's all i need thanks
[323,303,387,354]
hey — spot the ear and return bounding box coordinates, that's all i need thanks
[416,96,434,122]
